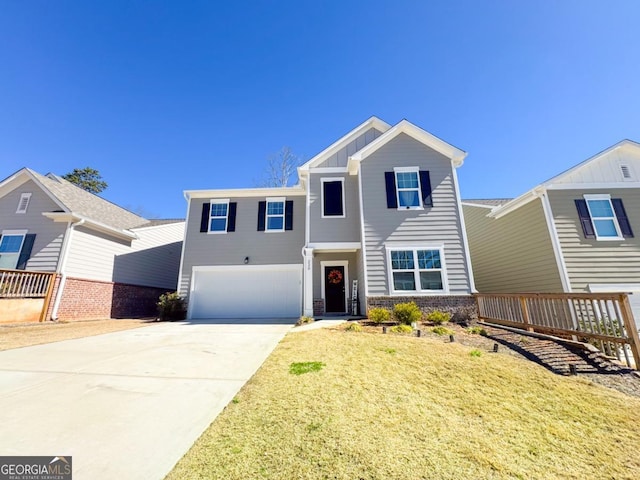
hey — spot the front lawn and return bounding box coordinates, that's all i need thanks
[166,327,640,479]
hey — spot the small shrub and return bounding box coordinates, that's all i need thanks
[470,349,483,358]
[389,324,413,334]
[467,326,487,336]
[431,326,454,336]
[368,307,391,324]
[425,310,451,325]
[344,322,362,332]
[393,302,422,326]
[296,316,314,326]
[289,361,325,375]
[157,292,186,321]
[384,348,397,355]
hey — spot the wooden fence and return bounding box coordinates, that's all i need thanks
[0,269,57,322]
[476,292,640,369]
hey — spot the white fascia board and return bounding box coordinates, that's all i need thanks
[298,116,392,173]
[42,212,138,240]
[307,242,361,252]
[184,186,306,200]
[461,202,496,209]
[488,189,544,219]
[546,182,640,190]
[0,168,69,212]
[348,120,467,174]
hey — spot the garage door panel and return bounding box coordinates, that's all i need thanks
[190,265,302,319]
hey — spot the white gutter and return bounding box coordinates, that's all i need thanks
[50,218,85,320]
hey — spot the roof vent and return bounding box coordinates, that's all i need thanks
[620,164,633,180]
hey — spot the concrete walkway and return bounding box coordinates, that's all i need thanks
[0,318,294,479]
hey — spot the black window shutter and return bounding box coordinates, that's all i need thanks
[16,234,36,270]
[285,200,294,230]
[257,201,266,231]
[612,199,634,238]
[575,199,595,239]
[200,203,211,232]
[419,170,433,207]
[385,172,397,208]
[227,202,237,232]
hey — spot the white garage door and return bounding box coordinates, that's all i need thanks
[189,265,303,319]
[588,284,640,332]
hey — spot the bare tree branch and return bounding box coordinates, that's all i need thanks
[256,146,303,187]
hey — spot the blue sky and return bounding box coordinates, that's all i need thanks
[1,1,639,219]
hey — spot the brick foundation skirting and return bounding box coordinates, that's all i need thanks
[366,295,478,320]
[50,276,171,321]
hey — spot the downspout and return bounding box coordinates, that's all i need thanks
[51,219,85,320]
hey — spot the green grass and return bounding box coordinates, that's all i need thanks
[289,361,325,375]
[166,329,640,480]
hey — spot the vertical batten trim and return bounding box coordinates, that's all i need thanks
[357,163,369,297]
[540,191,571,292]
[451,166,475,293]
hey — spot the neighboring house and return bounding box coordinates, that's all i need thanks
[462,140,640,325]
[178,117,475,319]
[0,168,184,320]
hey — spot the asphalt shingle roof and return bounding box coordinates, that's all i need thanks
[462,198,512,207]
[30,170,149,231]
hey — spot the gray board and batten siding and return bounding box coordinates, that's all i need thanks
[0,179,67,272]
[359,133,471,296]
[462,200,564,293]
[179,195,306,299]
[308,172,361,243]
[315,127,384,168]
[548,188,640,292]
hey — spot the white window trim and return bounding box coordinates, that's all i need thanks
[0,229,27,270]
[16,193,32,214]
[320,178,346,218]
[265,197,286,232]
[320,260,349,313]
[393,166,423,210]
[584,194,623,241]
[385,244,449,295]
[208,199,230,234]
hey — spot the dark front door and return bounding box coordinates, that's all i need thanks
[324,266,346,313]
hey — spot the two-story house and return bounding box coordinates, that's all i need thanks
[0,168,184,321]
[463,140,640,327]
[178,117,475,319]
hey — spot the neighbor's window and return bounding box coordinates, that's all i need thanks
[585,195,622,240]
[322,179,345,217]
[266,198,285,231]
[0,233,26,269]
[388,248,445,292]
[209,200,229,233]
[395,168,422,208]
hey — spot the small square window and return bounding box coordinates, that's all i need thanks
[209,201,229,233]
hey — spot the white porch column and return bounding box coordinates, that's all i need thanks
[302,247,314,317]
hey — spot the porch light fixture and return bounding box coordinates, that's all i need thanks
[244,256,249,264]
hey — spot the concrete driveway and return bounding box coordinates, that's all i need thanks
[0,318,294,479]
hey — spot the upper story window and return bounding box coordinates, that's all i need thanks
[576,194,634,241]
[16,193,32,214]
[0,231,26,269]
[209,200,229,233]
[584,195,623,240]
[257,198,294,232]
[322,178,345,217]
[387,246,447,294]
[385,168,432,210]
[266,198,285,231]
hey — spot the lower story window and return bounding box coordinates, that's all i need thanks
[388,247,446,293]
[0,233,26,269]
